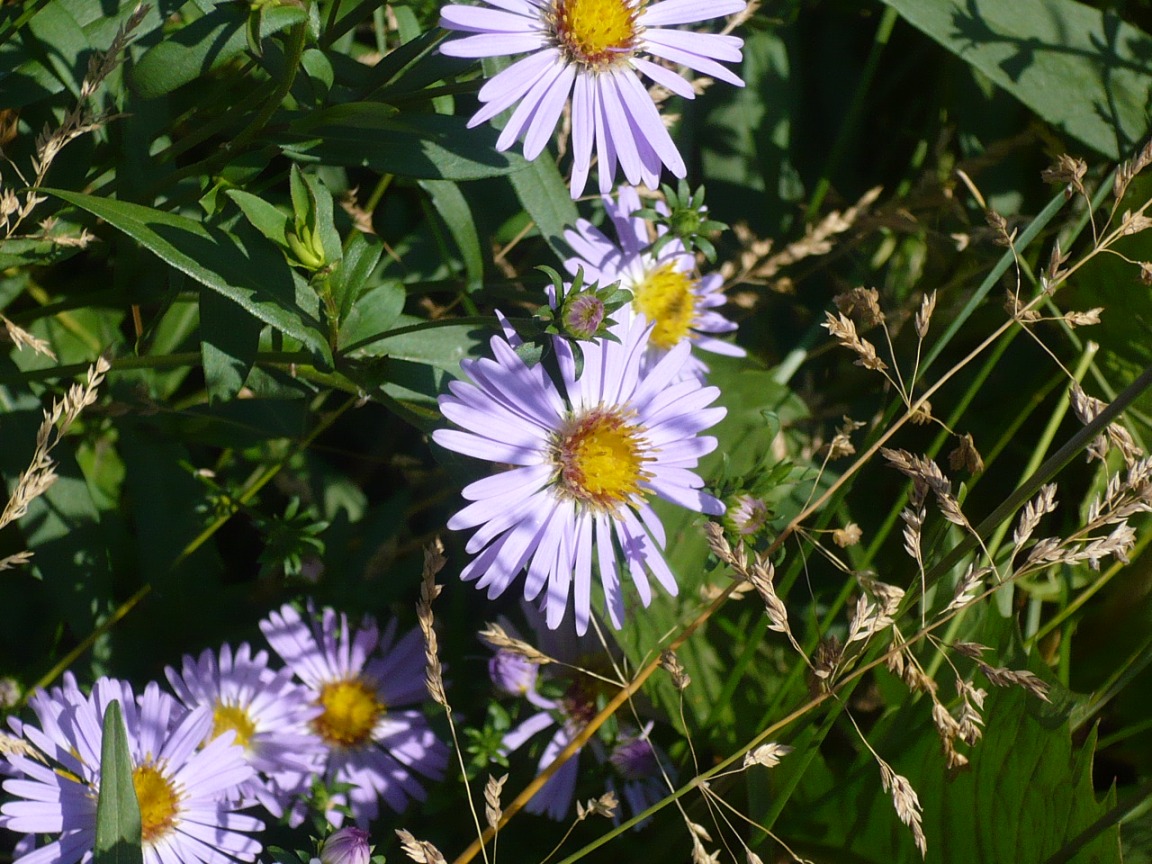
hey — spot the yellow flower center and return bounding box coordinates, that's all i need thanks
[212,701,257,749]
[632,263,697,350]
[553,408,650,510]
[551,0,637,67]
[312,679,384,749]
[132,763,180,844]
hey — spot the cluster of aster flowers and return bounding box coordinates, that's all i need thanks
[434,179,750,634]
[0,602,447,864]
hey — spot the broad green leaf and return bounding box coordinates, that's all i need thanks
[880,0,1152,159]
[226,190,290,247]
[338,280,406,356]
[276,104,529,180]
[199,288,262,403]
[94,701,143,864]
[508,146,579,258]
[419,180,484,291]
[45,190,332,363]
[789,610,1120,862]
[131,4,307,99]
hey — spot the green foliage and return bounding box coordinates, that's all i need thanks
[880,0,1152,159]
[94,701,143,864]
[3,0,1152,862]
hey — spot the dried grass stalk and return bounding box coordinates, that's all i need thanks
[417,540,449,708]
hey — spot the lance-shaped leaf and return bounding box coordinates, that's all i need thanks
[94,700,143,864]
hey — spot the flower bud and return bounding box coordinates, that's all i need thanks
[561,293,606,341]
[320,827,371,864]
[724,493,769,538]
[488,649,538,697]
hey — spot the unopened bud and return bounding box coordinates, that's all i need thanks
[320,827,371,864]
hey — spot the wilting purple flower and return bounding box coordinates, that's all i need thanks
[319,827,372,864]
[165,642,326,818]
[434,315,725,634]
[607,723,674,827]
[0,676,262,864]
[565,185,744,379]
[259,603,449,826]
[439,0,746,196]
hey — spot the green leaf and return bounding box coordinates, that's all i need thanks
[226,190,290,247]
[131,4,308,99]
[419,180,484,290]
[509,155,579,258]
[94,701,143,864]
[338,281,407,356]
[330,231,386,324]
[276,104,529,180]
[199,288,262,403]
[45,189,332,363]
[880,0,1152,158]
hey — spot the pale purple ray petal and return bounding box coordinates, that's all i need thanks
[636,501,667,548]
[545,513,575,628]
[599,72,643,185]
[523,62,576,159]
[498,58,569,152]
[646,27,744,61]
[639,0,745,27]
[524,499,565,600]
[432,429,540,465]
[592,81,618,194]
[595,514,625,628]
[614,515,652,605]
[470,51,561,127]
[630,56,697,99]
[439,32,547,58]
[642,34,744,86]
[695,335,746,356]
[569,72,596,197]
[623,508,679,594]
[615,70,685,177]
[502,711,554,753]
[572,512,594,636]
[439,6,541,33]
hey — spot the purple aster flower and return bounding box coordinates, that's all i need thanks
[564,185,744,379]
[434,314,726,634]
[319,827,372,864]
[606,723,673,827]
[165,643,327,818]
[259,603,449,827]
[0,676,262,864]
[439,0,746,197]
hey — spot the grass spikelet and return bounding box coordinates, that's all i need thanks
[483,774,507,832]
[879,763,926,858]
[743,743,793,770]
[395,829,447,864]
[417,540,448,709]
[478,622,553,666]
